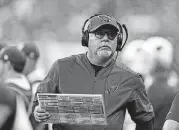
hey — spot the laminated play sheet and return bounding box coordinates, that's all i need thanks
[37,93,107,125]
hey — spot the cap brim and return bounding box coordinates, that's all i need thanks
[90,24,119,32]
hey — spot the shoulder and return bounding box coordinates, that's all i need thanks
[166,93,179,122]
[115,60,142,77]
[171,93,179,107]
[114,61,144,90]
[49,53,86,73]
[56,53,85,66]
[0,82,16,107]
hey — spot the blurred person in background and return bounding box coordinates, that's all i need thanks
[0,82,33,130]
[120,39,146,130]
[0,42,7,81]
[141,36,179,130]
[163,93,179,130]
[119,39,152,76]
[0,46,33,130]
[21,42,40,76]
[32,14,154,130]
[0,46,32,113]
[18,42,48,130]
[0,82,16,130]
[19,42,42,95]
[121,37,179,130]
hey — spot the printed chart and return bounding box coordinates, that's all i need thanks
[37,93,107,125]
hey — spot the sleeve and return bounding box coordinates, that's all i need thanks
[32,60,61,112]
[166,93,179,122]
[135,118,154,130]
[126,83,155,124]
[13,95,33,130]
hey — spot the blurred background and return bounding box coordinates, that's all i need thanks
[1,1,179,130]
[0,0,179,74]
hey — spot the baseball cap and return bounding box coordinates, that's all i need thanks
[85,14,120,32]
[0,46,26,73]
[21,43,40,60]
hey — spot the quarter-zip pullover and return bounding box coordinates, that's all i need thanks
[32,53,154,130]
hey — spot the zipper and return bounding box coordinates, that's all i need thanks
[91,77,96,130]
[91,75,108,130]
[92,77,97,94]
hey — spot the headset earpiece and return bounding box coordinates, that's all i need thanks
[116,22,123,51]
[116,33,123,51]
[82,31,89,47]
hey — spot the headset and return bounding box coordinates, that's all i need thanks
[81,14,128,52]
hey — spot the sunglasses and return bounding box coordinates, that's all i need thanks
[90,30,119,40]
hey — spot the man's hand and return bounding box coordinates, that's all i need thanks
[34,105,50,122]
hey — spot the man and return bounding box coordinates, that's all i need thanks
[120,39,146,130]
[141,37,179,130]
[163,93,179,130]
[0,46,32,112]
[32,14,154,130]
[19,42,41,107]
[0,46,33,130]
[18,42,47,130]
[19,42,43,104]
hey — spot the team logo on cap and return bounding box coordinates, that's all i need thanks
[98,15,111,23]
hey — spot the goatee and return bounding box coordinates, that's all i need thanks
[97,50,113,62]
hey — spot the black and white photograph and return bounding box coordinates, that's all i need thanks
[0,0,179,130]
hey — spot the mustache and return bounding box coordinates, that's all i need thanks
[101,39,110,42]
[98,45,111,49]
[98,39,112,49]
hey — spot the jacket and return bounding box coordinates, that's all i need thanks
[33,53,154,130]
[5,74,32,111]
[0,82,16,130]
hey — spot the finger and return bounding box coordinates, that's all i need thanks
[37,109,46,113]
[41,119,48,122]
[34,112,50,118]
[35,106,46,113]
[36,112,50,118]
[36,115,50,121]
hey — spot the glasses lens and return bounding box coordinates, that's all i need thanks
[95,31,105,39]
[94,31,117,40]
[107,32,117,40]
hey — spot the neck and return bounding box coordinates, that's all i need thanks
[3,70,22,81]
[87,52,113,67]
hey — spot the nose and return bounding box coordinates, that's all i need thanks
[102,34,109,40]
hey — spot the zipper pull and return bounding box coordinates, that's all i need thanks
[94,77,97,82]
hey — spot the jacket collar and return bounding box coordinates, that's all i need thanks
[79,53,115,77]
